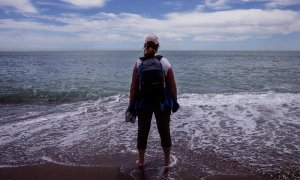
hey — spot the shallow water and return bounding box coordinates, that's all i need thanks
[0,93,299,178]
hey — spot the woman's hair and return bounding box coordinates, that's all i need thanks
[144,41,159,58]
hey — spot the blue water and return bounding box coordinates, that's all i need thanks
[1,51,299,103]
[0,51,299,179]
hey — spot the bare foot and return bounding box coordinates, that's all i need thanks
[164,155,177,167]
[136,160,145,167]
[164,160,170,166]
[164,158,170,166]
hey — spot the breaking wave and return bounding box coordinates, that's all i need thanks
[0,92,299,177]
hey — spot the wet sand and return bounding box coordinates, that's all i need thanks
[0,163,132,180]
[0,163,273,180]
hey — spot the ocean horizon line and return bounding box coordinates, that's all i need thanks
[0,49,299,52]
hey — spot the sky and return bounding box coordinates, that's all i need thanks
[0,0,300,51]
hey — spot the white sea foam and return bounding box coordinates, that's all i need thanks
[173,92,300,170]
[0,92,299,171]
[40,156,71,166]
[167,155,178,168]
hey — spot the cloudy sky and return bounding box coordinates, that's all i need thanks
[0,0,300,50]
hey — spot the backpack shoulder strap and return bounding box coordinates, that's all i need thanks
[139,56,147,61]
[155,55,163,61]
[139,55,163,61]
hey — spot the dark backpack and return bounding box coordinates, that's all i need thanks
[138,55,166,101]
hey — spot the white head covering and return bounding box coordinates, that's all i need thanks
[145,34,159,45]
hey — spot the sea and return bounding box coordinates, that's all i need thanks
[0,51,299,179]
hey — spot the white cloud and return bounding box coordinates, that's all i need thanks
[62,0,108,8]
[204,0,231,10]
[265,0,300,8]
[165,9,300,39]
[194,35,251,41]
[0,0,37,13]
[163,1,182,10]
[0,9,300,49]
[0,30,86,50]
[203,0,300,10]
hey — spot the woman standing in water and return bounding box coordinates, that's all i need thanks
[127,34,179,167]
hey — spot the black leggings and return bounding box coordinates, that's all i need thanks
[137,108,171,150]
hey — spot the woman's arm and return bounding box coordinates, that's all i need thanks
[129,63,139,104]
[166,68,177,101]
